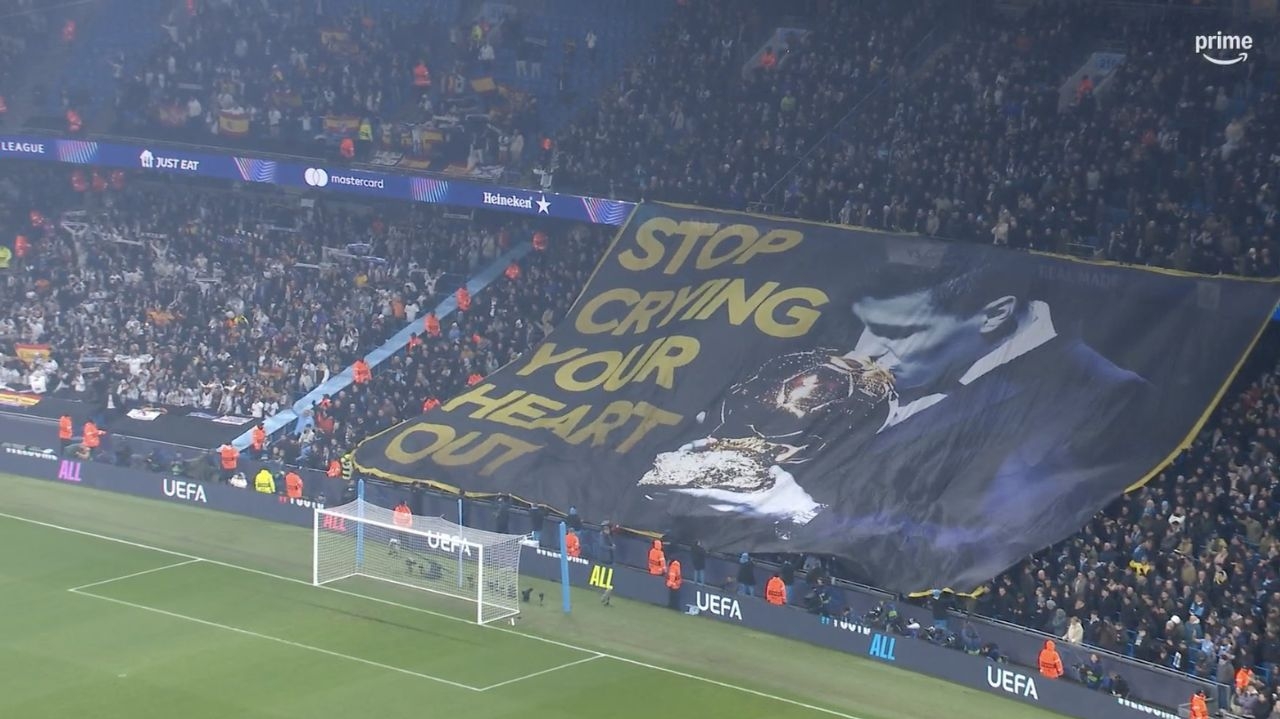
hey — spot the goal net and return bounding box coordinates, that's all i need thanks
[313,499,523,625]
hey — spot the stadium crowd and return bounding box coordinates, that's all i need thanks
[968,330,1280,709]
[0,0,58,124]
[3,0,1280,710]
[283,216,608,471]
[0,165,599,465]
[113,0,536,173]
[550,0,1279,276]
[102,0,1279,276]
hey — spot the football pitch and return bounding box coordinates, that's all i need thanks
[0,474,1067,719]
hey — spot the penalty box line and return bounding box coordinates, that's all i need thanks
[2,510,866,719]
[67,558,204,592]
[68,585,486,692]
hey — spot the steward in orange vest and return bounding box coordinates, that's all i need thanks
[339,136,355,160]
[666,559,683,609]
[58,414,73,449]
[565,530,580,557]
[1037,640,1064,679]
[647,539,666,575]
[327,458,341,477]
[252,424,267,453]
[1236,666,1254,694]
[219,443,238,480]
[353,358,372,384]
[424,312,441,337]
[393,501,413,528]
[285,471,303,499]
[1189,689,1209,719]
[422,397,441,412]
[765,574,786,605]
[82,420,103,449]
[455,286,471,312]
[504,262,521,281]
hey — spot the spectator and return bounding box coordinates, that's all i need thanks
[737,552,756,597]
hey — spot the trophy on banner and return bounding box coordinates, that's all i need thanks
[639,349,895,525]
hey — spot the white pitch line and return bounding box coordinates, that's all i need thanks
[0,510,866,719]
[68,587,484,692]
[67,559,203,592]
[477,653,605,692]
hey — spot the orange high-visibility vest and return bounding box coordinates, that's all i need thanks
[58,415,73,440]
[82,421,102,448]
[455,287,471,312]
[252,425,266,450]
[504,262,521,280]
[666,560,682,590]
[1037,641,1064,678]
[220,445,238,470]
[765,576,786,605]
[353,359,371,384]
[327,459,341,477]
[565,531,581,557]
[1189,694,1209,719]
[1237,667,1254,693]
[647,540,666,575]
[393,503,413,528]
[285,472,303,499]
[424,313,441,337]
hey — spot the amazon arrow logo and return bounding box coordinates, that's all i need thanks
[1196,33,1252,65]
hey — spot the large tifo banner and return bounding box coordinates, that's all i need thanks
[355,202,1280,592]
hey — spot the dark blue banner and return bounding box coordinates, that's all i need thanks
[0,135,634,226]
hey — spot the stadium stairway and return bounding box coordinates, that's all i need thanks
[234,239,533,449]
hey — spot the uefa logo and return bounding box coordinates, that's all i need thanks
[303,168,329,188]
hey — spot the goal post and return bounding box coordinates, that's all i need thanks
[313,498,524,625]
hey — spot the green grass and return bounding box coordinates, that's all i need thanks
[0,473,1069,719]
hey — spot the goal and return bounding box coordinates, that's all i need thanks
[312,499,524,625]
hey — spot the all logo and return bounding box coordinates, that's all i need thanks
[57,460,82,483]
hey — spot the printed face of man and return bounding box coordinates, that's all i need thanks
[849,289,991,394]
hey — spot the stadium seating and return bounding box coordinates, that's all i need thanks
[5,0,1280,706]
[0,164,603,464]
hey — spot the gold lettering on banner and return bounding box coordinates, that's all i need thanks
[436,383,683,455]
[619,217,804,275]
[575,280,828,340]
[516,336,699,392]
[384,421,540,475]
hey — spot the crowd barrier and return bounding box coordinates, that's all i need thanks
[517,545,1184,719]
[0,134,634,226]
[0,412,1214,717]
